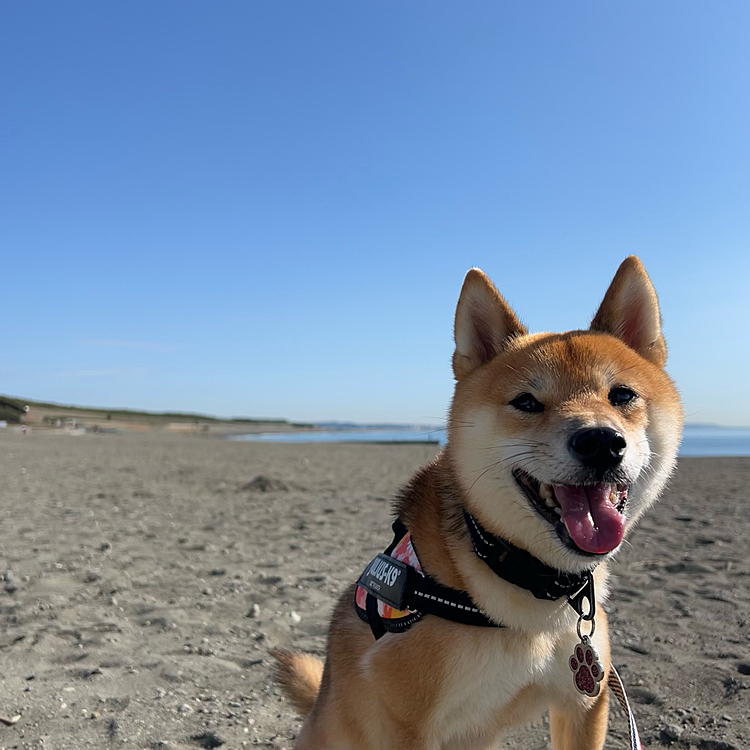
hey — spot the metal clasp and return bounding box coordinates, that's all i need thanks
[567,572,596,621]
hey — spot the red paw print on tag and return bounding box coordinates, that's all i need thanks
[569,641,604,697]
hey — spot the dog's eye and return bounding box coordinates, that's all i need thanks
[509,393,544,413]
[609,386,638,406]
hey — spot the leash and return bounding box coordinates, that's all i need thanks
[565,576,643,750]
[608,665,643,750]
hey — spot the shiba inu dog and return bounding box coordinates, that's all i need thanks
[273,256,682,750]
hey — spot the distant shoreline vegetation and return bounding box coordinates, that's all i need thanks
[1,394,308,428]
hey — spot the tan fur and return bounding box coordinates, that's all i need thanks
[273,258,683,749]
[270,648,324,716]
[550,685,610,750]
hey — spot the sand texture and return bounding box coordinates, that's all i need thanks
[0,431,748,749]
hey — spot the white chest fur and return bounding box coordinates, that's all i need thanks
[432,625,603,749]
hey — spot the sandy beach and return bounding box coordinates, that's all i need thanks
[0,430,747,749]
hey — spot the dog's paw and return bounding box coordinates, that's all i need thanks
[569,642,604,697]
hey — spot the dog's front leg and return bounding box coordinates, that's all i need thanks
[293,722,436,750]
[292,697,438,750]
[549,687,609,750]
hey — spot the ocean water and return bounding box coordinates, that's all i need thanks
[229,424,750,457]
[231,428,446,445]
[676,425,750,457]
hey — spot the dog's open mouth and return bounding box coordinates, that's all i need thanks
[513,470,628,556]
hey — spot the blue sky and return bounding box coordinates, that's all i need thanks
[2,2,748,425]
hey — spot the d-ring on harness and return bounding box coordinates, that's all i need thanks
[355,513,642,750]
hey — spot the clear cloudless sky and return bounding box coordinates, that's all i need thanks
[1,1,748,425]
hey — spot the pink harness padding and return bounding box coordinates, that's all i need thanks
[355,531,422,619]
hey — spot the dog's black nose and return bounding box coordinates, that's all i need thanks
[569,428,627,470]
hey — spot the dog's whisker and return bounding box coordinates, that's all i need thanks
[466,464,499,493]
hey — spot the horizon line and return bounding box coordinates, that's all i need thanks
[2,394,748,431]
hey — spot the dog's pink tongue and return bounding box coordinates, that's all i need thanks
[553,483,625,554]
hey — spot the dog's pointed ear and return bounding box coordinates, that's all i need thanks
[453,268,527,379]
[590,256,667,366]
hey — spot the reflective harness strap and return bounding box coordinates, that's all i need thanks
[356,519,504,633]
[608,665,643,750]
[357,559,503,631]
[464,509,590,601]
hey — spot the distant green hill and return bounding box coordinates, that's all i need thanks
[1,394,290,426]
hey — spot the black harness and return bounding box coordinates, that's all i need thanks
[356,513,595,640]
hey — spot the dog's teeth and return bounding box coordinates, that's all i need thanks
[539,482,560,508]
[539,483,553,501]
[553,507,562,516]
